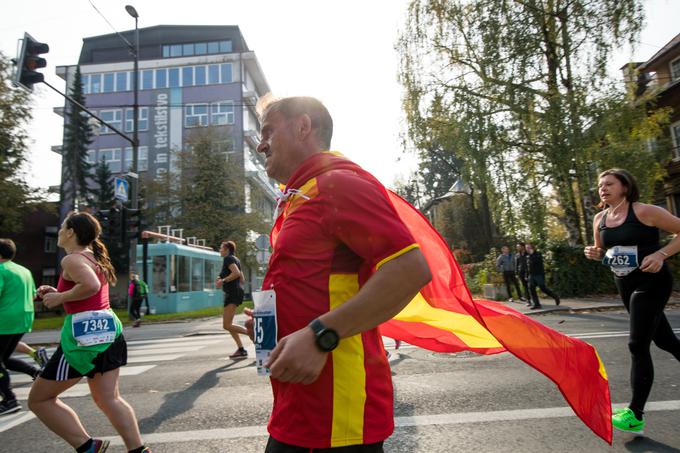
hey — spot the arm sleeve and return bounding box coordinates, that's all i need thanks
[323,172,417,270]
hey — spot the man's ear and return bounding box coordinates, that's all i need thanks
[298,114,313,141]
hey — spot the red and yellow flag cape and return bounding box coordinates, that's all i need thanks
[380,191,612,444]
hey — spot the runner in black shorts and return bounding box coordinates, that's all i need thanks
[28,212,150,453]
[216,240,249,359]
[585,168,680,435]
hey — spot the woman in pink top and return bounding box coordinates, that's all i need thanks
[28,212,150,453]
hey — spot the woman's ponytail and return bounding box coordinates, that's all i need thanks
[92,238,117,285]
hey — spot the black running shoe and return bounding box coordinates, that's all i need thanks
[229,348,248,359]
[0,400,20,416]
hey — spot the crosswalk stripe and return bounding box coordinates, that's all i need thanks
[10,365,157,384]
[100,400,680,446]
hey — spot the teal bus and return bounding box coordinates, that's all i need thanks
[135,242,223,314]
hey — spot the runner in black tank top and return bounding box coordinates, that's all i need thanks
[585,169,680,435]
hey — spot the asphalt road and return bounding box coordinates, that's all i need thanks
[2,309,680,452]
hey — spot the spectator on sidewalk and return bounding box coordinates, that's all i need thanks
[526,243,560,310]
[514,243,531,305]
[128,273,143,327]
[496,246,524,303]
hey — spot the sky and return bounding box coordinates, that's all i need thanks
[2,0,679,193]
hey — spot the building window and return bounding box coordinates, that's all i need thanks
[207,41,219,54]
[124,146,148,172]
[220,63,232,83]
[125,107,149,132]
[99,110,122,134]
[142,70,153,90]
[90,74,102,93]
[671,121,680,159]
[162,45,170,58]
[208,64,220,84]
[195,42,207,55]
[182,66,194,86]
[219,40,232,53]
[185,104,209,127]
[115,72,128,91]
[81,74,90,94]
[212,139,236,155]
[170,44,182,57]
[195,66,206,85]
[169,68,180,87]
[155,68,167,89]
[211,101,234,125]
[183,43,194,56]
[103,73,114,92]
[671,57,680,82]
[99,148,122,173]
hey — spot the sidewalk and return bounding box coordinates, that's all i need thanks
[491,292,680,315]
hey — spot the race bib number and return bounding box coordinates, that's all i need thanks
[603,245,639,277]
[252,289,277,376]
[71,310,116,347]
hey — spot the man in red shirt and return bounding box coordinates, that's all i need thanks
[254,95,431,452]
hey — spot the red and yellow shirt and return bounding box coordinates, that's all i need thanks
[264,152,418,448]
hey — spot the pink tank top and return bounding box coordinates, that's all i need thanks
[57,252,110,314]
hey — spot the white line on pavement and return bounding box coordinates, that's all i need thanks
[0,411,36,433]
[101,400,680,446]
[10,364,157,384]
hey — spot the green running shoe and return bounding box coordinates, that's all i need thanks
[612,408,644,435]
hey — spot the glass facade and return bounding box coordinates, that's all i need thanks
[81,62,233,94]
[162,40,231,58]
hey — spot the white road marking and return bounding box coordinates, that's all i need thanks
[101,400,680,446]
[10,364,157,384]
[0,411,36,433]
[127,353,185,364]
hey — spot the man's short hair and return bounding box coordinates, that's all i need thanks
[256,94,333,150]
[0,239,17,260]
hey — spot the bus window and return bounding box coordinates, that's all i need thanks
[191,258,203,291]
[152,256,166,293]
[177,256,190,292]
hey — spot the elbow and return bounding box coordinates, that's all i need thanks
[84,281,101,298]
[413,250,432,289]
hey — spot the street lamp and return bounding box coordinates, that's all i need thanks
[126,5,140,299]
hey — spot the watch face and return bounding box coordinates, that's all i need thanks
[318,329,340,351]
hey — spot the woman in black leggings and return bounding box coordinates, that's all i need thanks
[585,168,680,435]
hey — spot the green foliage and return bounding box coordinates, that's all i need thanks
[61,66,93,210]
[436,194,491,260]
[0,52,50,233]
[93,157,115,210]
[141,127,269,267]
[545,242,616,297]
[399,0,648,245]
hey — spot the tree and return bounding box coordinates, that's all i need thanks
[399,0,649,245]
[92,158,116,210]
[0,52,47,233]
[141,126,268,256]
[61,66,93,210]
[176,127,266,250]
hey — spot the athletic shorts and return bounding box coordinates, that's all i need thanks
[265,437,384,453]
[223,287,244,307]
[40,335,128,381]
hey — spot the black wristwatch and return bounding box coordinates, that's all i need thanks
[309,318,340,352]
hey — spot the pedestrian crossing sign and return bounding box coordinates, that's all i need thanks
[114,177,129,202]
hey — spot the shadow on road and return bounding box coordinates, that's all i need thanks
[625,435,680,452]
[138,360,246,433]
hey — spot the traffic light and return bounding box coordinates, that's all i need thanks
[109,207,123,241]
[13,32,49,92]
[94,209,112,239]
[122,208,143,241]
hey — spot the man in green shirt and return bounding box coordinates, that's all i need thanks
[0,238,39,416]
